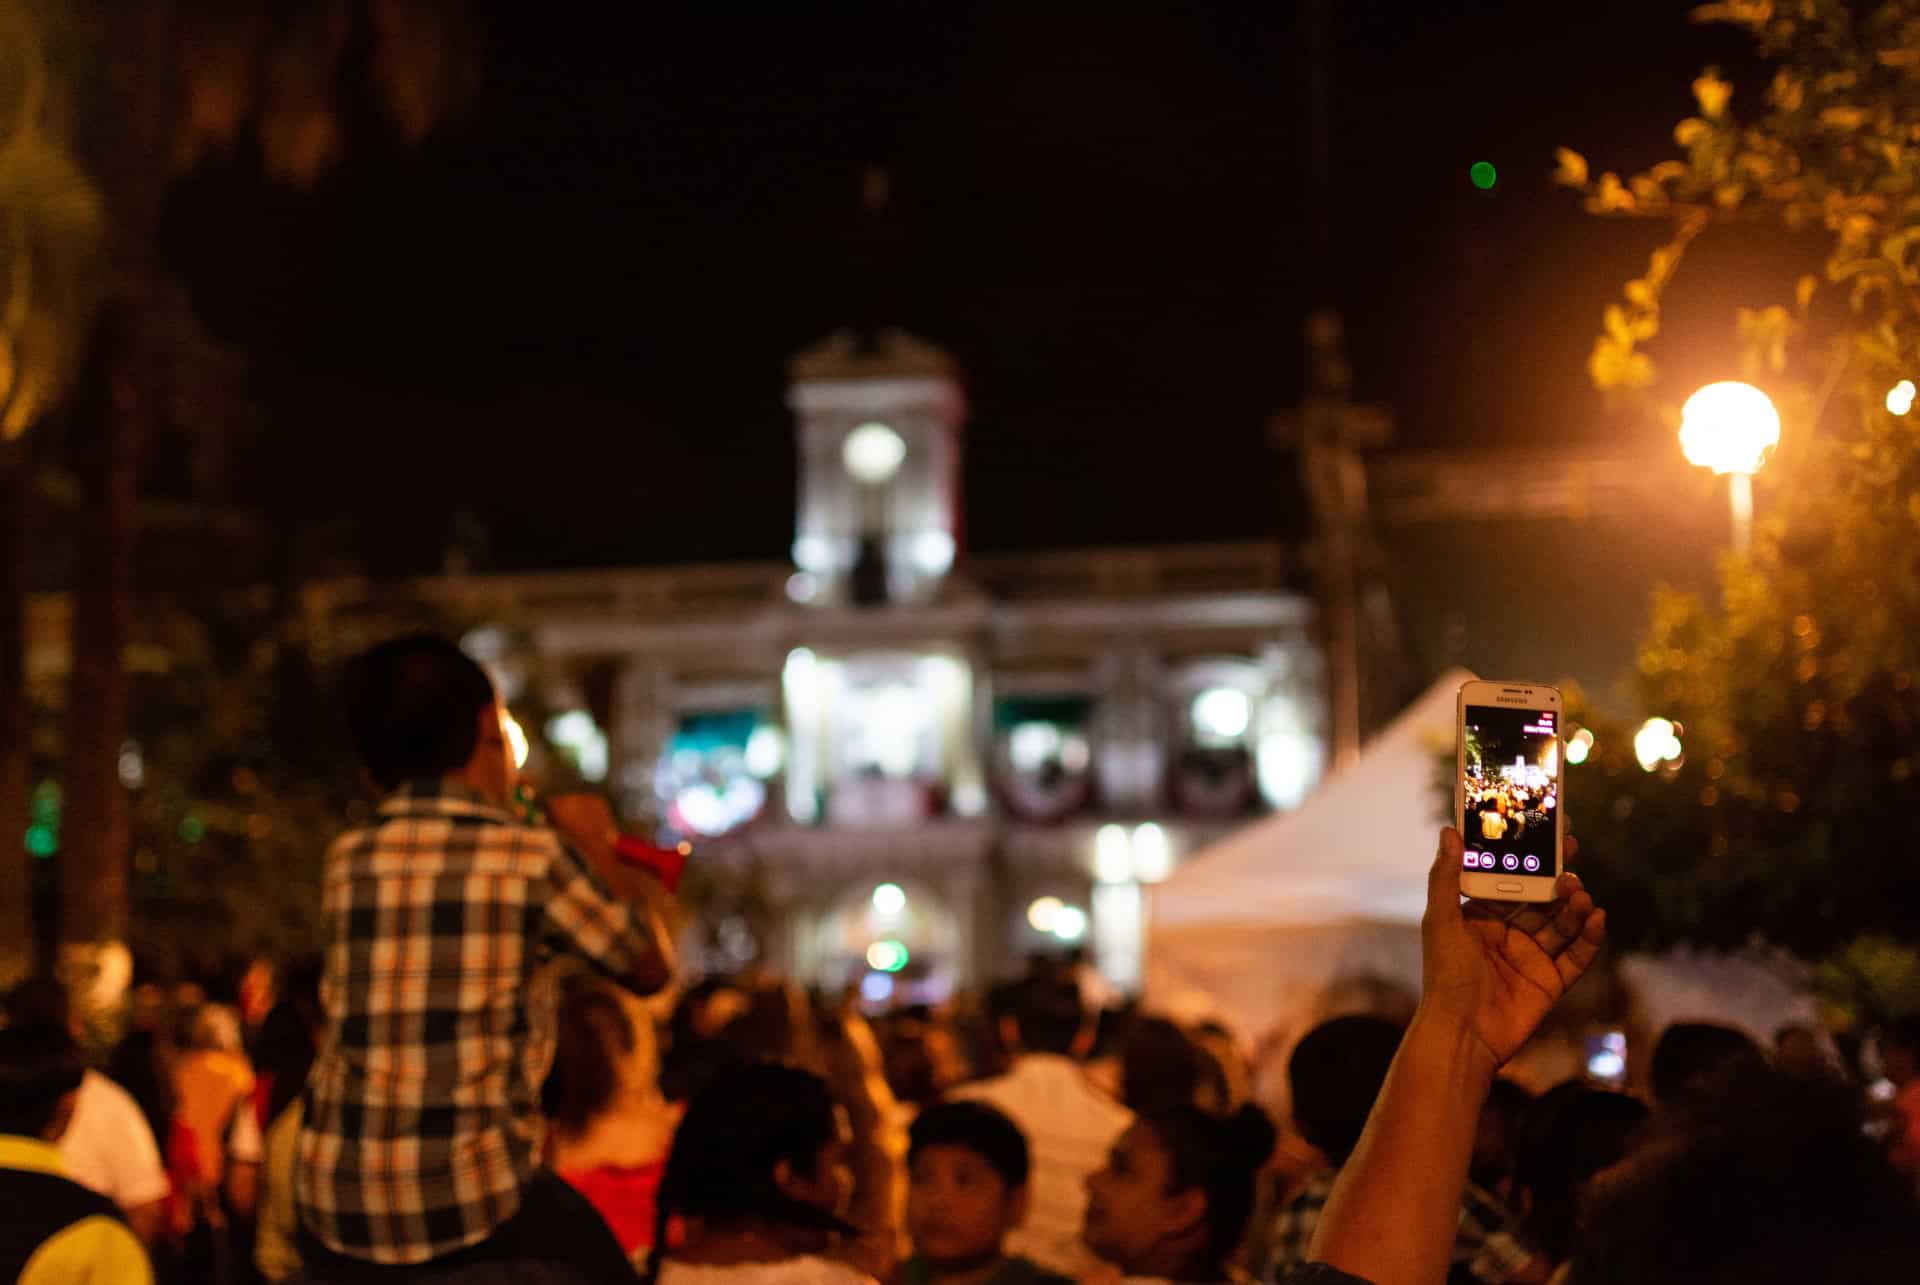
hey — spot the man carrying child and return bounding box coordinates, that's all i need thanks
[295,634,676,1279]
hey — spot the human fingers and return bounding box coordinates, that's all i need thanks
[1528,875,1591,957]
[1426,828,1466,923]
[1553,906,1608,989]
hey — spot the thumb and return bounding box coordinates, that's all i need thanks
[1425,827,1465,925]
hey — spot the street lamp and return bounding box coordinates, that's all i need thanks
[1679,381,1780,555]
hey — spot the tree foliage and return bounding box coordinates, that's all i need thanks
[1555,1,1920,970]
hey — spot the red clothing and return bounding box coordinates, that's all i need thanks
[558,1161,666,1259]
[1892,1079,1920,1179]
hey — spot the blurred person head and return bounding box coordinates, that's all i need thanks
[907,1100,1031,1269]
[882,1018,966,1108]
[344,632,514,801]
[1881,1015,1920,1087]
[652,1062,854,1269]
[106,1028,176,1147]
[1083,1103,1277,1281]
[0,1023,86,1140]
[1510,1083,1647,1266]
[254,963,324,1127]
[4,974,79,1041]
[1119,1016,1209,1117]
[179,1002,244,1055]
[1472,1077,1534,1197]
[1573,1067,1920,1284]
[542,971,666,1143]
[723,981,816,1068]
[660,979,751,1104]
[1287,1015,1404,1168]
[1650,1022,1764,1106]
[1000,975,1091,1060]
[1192,1020,1250,1110]
[1773,1022,1836,1081]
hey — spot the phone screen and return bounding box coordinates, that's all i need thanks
[1585,1031,1627,1087]
[1460,704,1560,877]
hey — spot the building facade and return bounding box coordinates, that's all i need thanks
[304,329,1330,1000]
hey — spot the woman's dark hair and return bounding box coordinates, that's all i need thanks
[343,633,497,791]
[1512,1083,1647,1265]
[1120,1016,1209,1117]
[650,1061,852,1280]
[1142,1102,1277,1275]
[543,972,640,1135]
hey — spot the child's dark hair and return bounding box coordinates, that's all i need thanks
[1142,1102,1276,1276]
[648,1061,853,1282]
[909,1099,1030,1190]
[344,632,497,791]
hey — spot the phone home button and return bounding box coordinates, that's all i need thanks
[1495,880,1525,895]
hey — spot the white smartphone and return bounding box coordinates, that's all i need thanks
[1456,679,1564,903]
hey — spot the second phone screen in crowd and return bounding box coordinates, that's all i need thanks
[1461,705,1559,874]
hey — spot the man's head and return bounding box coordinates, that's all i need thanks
[344,633,514,801]
[998,975,1091,1060]
[1287,1015,1403,1168]
[0,1023,85,1141]
[907,1100,1031,1267]
[1649,1022,1764,1107]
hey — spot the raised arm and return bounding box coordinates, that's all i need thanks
[544,793,676,996]
[1306,828,1606,1285]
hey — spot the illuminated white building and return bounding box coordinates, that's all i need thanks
[306,328,1328,1000]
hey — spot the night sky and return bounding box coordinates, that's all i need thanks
[170,2,1781,576]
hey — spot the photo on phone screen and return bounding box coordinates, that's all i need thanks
[1459,703,1560,877]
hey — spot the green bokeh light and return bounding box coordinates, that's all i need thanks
[24,824,55,858]
[1470,161,1498,190]
[866,939,910,973]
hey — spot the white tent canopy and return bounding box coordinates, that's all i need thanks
[1145,669,1470,1038]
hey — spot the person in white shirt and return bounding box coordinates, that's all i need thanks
[5,975,171,1245]
[950,976,1131,1278]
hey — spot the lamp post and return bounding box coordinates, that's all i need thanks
[1678,381,1780,556]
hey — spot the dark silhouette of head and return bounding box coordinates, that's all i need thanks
[1649,1022,1764,1106]
[1003,975,1089,1059]
[1511,1083,1647,1265]
[653,1060,853,1270]
[1288,1016,1403,1167]
[0,1024,85,1139]
[1120,1016,1209,1117]
[344,632,500,792]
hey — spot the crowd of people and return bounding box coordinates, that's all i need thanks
[1462,774,1553,846]
[4,631,1920,1285]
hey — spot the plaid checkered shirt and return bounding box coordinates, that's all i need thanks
[1269,1170,1515,1281]
[295,780,662,1265]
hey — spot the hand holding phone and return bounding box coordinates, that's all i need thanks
[1456,679,1565,903]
